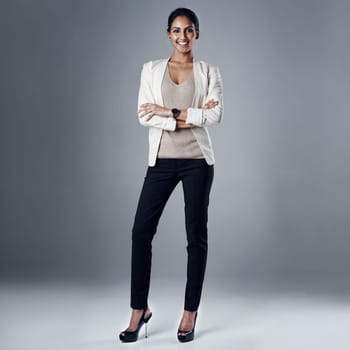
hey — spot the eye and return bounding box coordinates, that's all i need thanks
[186,28,194,33]
[172,29,179,33]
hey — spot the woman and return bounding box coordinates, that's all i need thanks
[119,7,223,343]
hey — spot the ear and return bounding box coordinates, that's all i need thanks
[196,31,200,40]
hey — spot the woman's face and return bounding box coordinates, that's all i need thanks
[168,16,198,54]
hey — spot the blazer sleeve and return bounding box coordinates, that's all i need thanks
[186,64,224,127]
[137,62,177,131]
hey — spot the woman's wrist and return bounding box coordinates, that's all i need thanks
[166,108,173,117]
[176,109,188,122]
[164,108,188,121]
[176,119,195,129]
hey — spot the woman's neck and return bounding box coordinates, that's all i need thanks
[169,51,194,64]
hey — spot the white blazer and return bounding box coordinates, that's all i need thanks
[137,57,223,166]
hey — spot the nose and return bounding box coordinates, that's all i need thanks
[180,30,187,39]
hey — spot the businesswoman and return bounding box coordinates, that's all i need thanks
[119,7,223,343]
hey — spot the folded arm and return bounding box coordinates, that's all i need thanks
[137,62,223,130]
[137,63,177,131]
[138,100,218,130]
[185,65,224,127]
[172,99,219,129]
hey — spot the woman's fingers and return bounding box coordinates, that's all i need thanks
[138,103,156,121]
[204,99,217,105]
[139,110,154,121]
[138,103,155,115]
[138,105,152,117]
[138,103,170,119]
[145,112,155,121]
[203,99,219,109]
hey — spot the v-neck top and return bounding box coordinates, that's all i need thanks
[157,64,204,159]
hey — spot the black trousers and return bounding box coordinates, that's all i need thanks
[130,158,214,311]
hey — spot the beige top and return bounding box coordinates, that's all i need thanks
[157,65,204,159]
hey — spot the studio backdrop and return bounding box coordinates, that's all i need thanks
[1,0,349,294]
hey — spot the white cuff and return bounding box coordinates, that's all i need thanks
[165,117,177,131]
[186,108,203,126]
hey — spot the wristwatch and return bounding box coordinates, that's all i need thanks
[171,108,181,120]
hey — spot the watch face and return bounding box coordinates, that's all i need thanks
[172,108,180,119]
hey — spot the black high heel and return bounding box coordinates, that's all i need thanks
[119,308,152,343]
[177,311,198,343]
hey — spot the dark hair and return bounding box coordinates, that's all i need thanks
[167,7,199,33]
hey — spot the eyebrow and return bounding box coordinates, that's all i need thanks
[171,26,195,29]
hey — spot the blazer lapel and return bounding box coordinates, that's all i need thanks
[152,57,170,105]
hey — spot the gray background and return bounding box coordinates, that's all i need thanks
[1,0,350,295]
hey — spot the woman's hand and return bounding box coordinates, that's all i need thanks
[176,119,195,129]
[138,103,171,121]
[176,99,219,129]
[203,99,219,109]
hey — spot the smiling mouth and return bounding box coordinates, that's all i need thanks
[177,41,189,46]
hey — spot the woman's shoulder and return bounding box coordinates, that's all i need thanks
[195,60,221,75]
[142,58,168,70]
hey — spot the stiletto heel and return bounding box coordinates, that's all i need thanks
[119,308,152,343]
[177,311,198,343]
[144,311,151,338]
